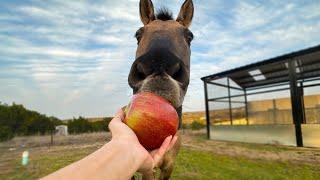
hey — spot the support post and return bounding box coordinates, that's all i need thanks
[203,81,210,139]
[288,60,303,147]
[300,82,306,124]
[227,78,233,125]
[244,89,249,125]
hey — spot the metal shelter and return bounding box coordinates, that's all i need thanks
[201,44,320,147]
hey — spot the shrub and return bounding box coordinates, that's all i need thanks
[181,123,189,129]
[91,117,112,132]
[67,117,112,134]
[0,126,13,142]
[190,121,205,130]
[67,117,92,134]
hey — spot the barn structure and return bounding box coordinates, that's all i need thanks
[201,45,320,147]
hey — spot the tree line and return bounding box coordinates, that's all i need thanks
[67,116,112,134]
[0,102,112,142]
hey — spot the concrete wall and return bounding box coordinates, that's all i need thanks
[210,125,296,146]
[302,124,320,147]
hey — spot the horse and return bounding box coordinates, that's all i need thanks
[128,0,194,179]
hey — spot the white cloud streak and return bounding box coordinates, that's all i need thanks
[0,0,319,118]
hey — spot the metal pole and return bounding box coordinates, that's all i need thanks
[227,78,233,125]
[206,81,243,90]
[244,89,249,125]
[203,81,211,139]
[300,82,306,124]
[288,60,303,147]
[208,86,291,101]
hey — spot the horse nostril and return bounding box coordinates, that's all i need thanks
[136,63,147,80]
[171,63,184,82]
[168,63,181,77]
[128,62,147,90]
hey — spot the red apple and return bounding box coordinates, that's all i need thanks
[124,92,179,150]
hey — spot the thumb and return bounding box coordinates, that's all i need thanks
[108,109,125,132]
[114,109,125,122]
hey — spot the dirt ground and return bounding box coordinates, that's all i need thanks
[1,130,319,166]
[1,131,320,179]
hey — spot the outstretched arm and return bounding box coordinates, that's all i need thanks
[42,109,177,180]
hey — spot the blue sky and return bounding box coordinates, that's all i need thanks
[0,0,319,119]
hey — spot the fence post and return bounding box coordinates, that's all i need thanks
[203,81,210,139]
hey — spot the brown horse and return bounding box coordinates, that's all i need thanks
[128,0,194,179]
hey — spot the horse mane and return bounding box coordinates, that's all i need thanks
[156,7,173,21]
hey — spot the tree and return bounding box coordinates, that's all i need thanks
[67,116,92,134]
[0,126,13,141]
[190,121,206,130]
[0,102,63,141]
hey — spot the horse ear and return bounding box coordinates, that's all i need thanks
[176,0,194,27]
[139,0,155,25]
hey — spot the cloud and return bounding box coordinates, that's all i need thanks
[182,0,320,112]
[0,0,319,118]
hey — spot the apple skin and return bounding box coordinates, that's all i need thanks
[124,92,179,150]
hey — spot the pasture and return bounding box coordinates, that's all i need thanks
[1,130,320,180]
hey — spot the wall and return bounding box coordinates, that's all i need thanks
[210,125,296,146]
[302,124,320,147]
[208,94,320,147]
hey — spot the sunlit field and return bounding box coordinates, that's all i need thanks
[1,130,320,180]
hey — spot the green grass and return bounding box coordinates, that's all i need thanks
[173,148,320,180]
[0,147,95,180]
[1,146,319,180]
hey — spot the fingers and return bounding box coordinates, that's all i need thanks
[152,135,172,167]
[159,135,173,154]
[168,135,178,150]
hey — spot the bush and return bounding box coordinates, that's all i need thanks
[0,126,14,142]
[190,121,205,130]
[67,117,92,134]
[67,117,112,134]
[181,123,189,129]
[91,117,112,132]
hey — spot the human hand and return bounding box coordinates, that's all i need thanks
[108,109,178,173]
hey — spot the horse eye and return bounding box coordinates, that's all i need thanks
[135,33,142,42]
[186,31,193,45]
[135,28,144,44]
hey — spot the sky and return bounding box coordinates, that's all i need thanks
[0,0,319,119]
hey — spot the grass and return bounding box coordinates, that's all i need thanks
[173,148,320,180]
[0,132,320,179]
[0,146,96,180]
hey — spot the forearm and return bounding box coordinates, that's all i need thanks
[42,140,147,180]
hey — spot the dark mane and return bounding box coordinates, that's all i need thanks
[156,8,173,21]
